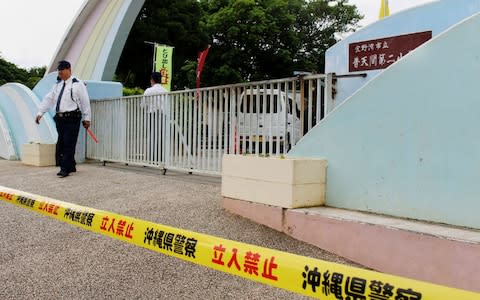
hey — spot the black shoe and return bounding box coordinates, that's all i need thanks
[70,166,76,172]
[57,170,69,178]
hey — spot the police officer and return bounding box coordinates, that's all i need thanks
[35,60,91,178]
[141,72,168,163]
[144,72,168,96]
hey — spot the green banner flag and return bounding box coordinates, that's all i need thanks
[155,45,174,91]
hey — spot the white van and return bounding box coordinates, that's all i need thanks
[236,89,302,153]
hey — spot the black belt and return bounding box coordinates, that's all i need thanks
[55,109,81,118]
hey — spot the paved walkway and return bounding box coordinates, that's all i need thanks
[0,159,363,299]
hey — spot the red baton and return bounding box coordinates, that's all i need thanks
[87,128,98,143]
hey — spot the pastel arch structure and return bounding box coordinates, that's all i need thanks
[0,0,145,160]
[47,0,145,81]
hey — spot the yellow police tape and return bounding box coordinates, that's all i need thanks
[0,185,478,299]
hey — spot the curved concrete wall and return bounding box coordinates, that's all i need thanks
[0,83,57,158]
[0,101,16,159]
[289,12,480,229]
[327,0,480,105]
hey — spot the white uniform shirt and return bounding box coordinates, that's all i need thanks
[37,76,91,121]
[142,83,168,113]
[144,83,168,96]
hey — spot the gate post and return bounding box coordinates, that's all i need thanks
[325,72,336,116]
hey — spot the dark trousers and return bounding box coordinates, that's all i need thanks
[54,115,81,173]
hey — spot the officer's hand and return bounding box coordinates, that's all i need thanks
[35,115,42,124]
[82,120,91,129]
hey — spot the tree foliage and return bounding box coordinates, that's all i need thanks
[116,0,209,90]
[116,0,361,90]
[0,56,46,89]
[200,0,361,86]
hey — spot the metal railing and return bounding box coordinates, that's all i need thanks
[87,74,333,175]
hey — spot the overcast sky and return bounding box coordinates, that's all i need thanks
[0,0,436,69]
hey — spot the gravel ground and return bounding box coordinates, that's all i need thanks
[0,159,364,299]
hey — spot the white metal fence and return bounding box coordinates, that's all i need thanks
[86,74,334,175]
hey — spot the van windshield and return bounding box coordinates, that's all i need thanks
[240,94,278,113]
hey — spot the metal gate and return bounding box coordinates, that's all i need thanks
[86,74,333,175]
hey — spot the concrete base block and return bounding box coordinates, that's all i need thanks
[22,143,56,166]
[221,154,327,208]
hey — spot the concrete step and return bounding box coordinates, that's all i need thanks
[223,197,480,293]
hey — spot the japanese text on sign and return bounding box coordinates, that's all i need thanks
[349,31,432,72]
[212,243,279,281]
[0,192,13,201]
[100,215,134,238]
[16,195,35,208]
[159,49,170,85]
[38,201,60,216]
[155,45,173,91]
[64,208,95,227]
[144,227,198,258]
[302,264,422,299]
